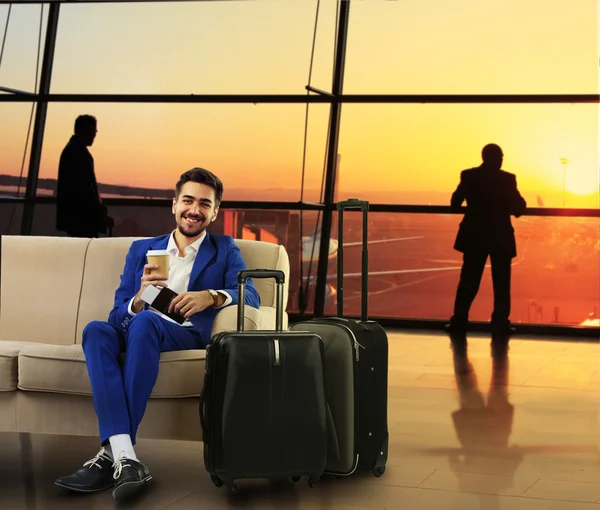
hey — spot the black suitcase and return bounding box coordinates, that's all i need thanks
[200,269,328,494]
[291,198,389,478]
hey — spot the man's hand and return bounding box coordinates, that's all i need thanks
[168,291,214,319]
[131,264,169,314]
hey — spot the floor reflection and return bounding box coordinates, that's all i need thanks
[449,341,521,508]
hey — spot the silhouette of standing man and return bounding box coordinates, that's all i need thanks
[447,144,526,340]
[56,115,113,238]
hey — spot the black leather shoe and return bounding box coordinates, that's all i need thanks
[55,447,115,493]
[445,322,467,335]
[111,456,152,501]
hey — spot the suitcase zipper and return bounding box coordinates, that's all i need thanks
[354,340,366,362]
[326,318,365,362]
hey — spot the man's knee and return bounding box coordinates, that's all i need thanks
[128,310,162,330]
[82,320,116,350]
[127,311,163,344]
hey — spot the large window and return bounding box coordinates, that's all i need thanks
[50,1,337,94]
[323,212,600,327]
[0,103,35,198]
[1,0,598,333]
[344,0,598,94]
[336,104,599,208]
[0,4,48,92]
[39,103,330,202]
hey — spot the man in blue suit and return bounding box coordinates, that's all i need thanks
[55,168,260,501]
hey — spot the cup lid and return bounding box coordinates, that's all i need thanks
[147,250,169,256]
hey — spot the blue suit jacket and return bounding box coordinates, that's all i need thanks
[108,233,260,344]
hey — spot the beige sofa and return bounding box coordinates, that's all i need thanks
[0,235,289,441]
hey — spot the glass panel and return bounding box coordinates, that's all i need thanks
[39,103,330,202]
[323,212,600,327]
[32,203,323,314]
[0,201,22,235]
[51,1,337,94]
[0,102,35,198]
[345,0,598,94]
[0,4,48,92]
[336,104,599,207]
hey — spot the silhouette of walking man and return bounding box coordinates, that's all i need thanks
[56,115,113,238]
[447,144,526,342]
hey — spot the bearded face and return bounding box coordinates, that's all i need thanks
[172,182,219,238]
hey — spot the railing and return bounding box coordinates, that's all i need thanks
[1,195,598,218]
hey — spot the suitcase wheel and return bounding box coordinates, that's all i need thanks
[290,476,302,483]
[210,474,223,488]
[308,476,319,488]
[372,467,386,478]
[226,482,239,495]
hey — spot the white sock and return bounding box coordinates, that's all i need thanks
[108,434,138,461]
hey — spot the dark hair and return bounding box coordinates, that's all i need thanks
[481,143,503,162]
[74,115,97,135]
[176,168,224,205]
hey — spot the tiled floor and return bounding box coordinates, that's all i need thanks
[2,329,599,509]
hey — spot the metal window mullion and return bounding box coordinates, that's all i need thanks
[21,2,60,235]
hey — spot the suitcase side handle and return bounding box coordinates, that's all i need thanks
[237,269,285,332]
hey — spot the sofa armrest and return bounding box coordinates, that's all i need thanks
[259,306,288,330]
[211,305,261,336]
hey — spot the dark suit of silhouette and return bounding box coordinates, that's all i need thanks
[450,165,526,332]
[56,135,109,237]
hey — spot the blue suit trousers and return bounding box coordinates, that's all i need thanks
[82,310,204,444]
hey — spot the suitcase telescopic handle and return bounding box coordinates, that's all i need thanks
[337,198,369,322]
[337,198,368,211]
[237,269,285,285]
[237,269,285,332]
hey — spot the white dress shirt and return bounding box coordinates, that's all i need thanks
[127,231,232,327]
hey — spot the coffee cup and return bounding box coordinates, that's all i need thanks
[147,250,170,277]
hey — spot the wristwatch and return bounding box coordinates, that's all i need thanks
[207,289,219,308]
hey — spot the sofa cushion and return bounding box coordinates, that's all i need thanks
[18,343,206,398]
[0,341,36,391]
[75,237,142,344]
[0,236,90,345]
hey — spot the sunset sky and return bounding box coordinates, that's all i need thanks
[0,0,598,207]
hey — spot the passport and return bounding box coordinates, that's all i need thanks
[140,285,186,325]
